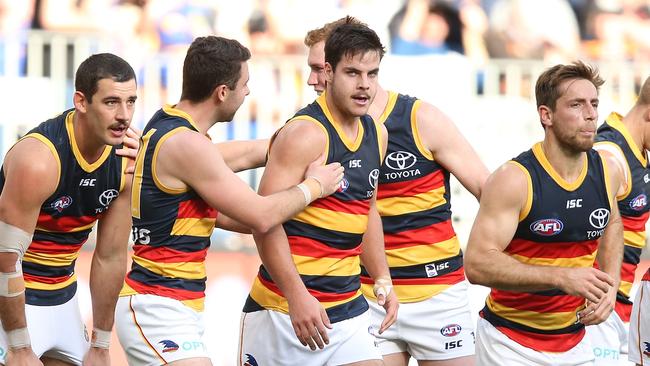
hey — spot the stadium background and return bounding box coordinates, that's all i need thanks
[0,0,649,364]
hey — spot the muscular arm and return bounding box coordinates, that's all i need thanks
[216,138,269,172]
[417,102,488,200]
[464,163,613,301]
[0,138,58,359]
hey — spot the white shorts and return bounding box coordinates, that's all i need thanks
[629,280,650,365]
[0,293,88,365]
[476,317,594,366]
[586,310,633,365]
[115,294,209,366]
[238,309,381,366]
[367,281,475,360]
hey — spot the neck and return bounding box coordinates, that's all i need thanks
[368,86,389,122]
[324,91,360,140]
[73,113,105,163]
[623,107,647,153]
[174,100,216,135]
[541,138,586,183]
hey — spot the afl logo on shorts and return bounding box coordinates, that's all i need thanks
[441,324,462,337]
[244,354,259,366]
[51,196,72,212]
[530,218,564,236]
[158,340,179,353]
[385,151,417,171]
[629,193,647,211]
[338,177,350,193]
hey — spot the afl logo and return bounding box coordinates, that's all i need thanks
[589,208,610,229]
[629,194,647,211]
[51,196,72,212]
[369,169,380,189]
[530,218,564,236]
[440,324,462,337]
[338,177,350,193]
[99,189,119,207]
[385,151,417,171]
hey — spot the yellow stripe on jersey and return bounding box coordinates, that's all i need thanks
[249,277,363,314]
[66,111,112,173]
[317,92,364,152]
[594,140,632,200]
[386,237,460,267]
[411,100,434,161]
[486,296,583,330]
[25,274,77,291]
[511,253,596,268]
[170,217,217,237]
[533,142,588,192]
[152,127,192,194]
[35,221,95,233]
[509,161,533,222]
[624,230,646,248]
[119,281,137,296]
[20,133,61,188]
[377,91,398,124]
[293,207,368,234]
[362,283,452,303]
[620,280,632,296]
[181,298,205,312]
[132,255,206,279]
[292,254,360,277]
[377,186,447,217]
[23,251,79,267]
[132,128,156,219]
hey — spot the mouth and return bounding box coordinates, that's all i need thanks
[109,124,128,137]
[352,94,370,105]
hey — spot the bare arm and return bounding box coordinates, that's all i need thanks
[216,138,269,172]
[252,121,334,350]
[417,102,488,200]
[464,163,613,301]
[0,138,58,363]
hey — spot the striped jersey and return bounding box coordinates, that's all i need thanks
[120,105,218,312]
[595,112,650,321]
[481,143,612,352]
[0,109,127,306]
[361,92,463,303]
[243,92,383,323]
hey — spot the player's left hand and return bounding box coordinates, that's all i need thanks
[116,125,142,174]
[379,291,399,334]
[82,346,110,366]
[577,281,616,326]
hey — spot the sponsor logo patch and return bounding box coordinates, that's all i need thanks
[440,324,462,337]
[159,340,179,353]
[589,208,610,229]
[629,194,647,211]
[51,195,73,212]
[530,218,564,236]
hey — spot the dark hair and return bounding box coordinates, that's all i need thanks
[74,53,136,103]
[304,16,365,47]
[324,22,385,72]
[535,60,604,111]
[181,36,251,103]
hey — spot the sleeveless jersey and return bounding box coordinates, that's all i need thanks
[243,93,383,323]
[481,143,612,352]
[360,92,463,303]
[0,109,127,306]
[595,112,650,322]
[120,105,218,312]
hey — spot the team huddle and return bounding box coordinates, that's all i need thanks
[0,16,648,366]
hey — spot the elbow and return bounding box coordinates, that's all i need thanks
[249,216,275,234]
[463,251,483,285]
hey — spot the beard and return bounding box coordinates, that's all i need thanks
[554,127,594,154]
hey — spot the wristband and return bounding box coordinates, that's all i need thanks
[373,276,393,299]
[296,183,312,205]
[90,328,111,349]
[7,327,30,349]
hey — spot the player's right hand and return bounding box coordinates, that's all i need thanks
[558,267,614,304]
[304,153,344,198]
[287,291,332,351]
[5,347,43,366]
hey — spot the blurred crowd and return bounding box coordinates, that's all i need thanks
[1,0,649,70]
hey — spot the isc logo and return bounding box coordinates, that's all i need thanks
[79,178,96,187]
[530,218,564,236]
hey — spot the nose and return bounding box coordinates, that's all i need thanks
[307,71,318,86]
[358,74,370,90]
[584,103,597,121]
[116,102,129,122]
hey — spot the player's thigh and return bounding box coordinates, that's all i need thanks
[41,356,75,366]
[417,355,475,366]
[341,360,383,366]
[167,357,212,366]
[381,351,409,366]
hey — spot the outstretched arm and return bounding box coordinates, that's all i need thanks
[216,139,269,172]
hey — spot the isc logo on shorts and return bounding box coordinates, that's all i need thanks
[440,324,462,337]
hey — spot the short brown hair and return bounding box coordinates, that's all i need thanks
[535,61,604,111]
[304,16,365,47]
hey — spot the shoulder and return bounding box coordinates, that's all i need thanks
[3,137,59,195]
[483,162,530,205]
[270,119,328,160]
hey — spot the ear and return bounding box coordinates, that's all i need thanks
[73,91,88,113]
[538,105,552,129]
[324,62,334,83]
[213,85,229,103]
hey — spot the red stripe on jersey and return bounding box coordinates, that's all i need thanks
[124,277,204,300]
[377,170,444,199]
[495,325,585,352]
[37,213,97,232]
[258,274,358,303]
[27,240,85,254]
[176,198,218,219]
[615,301,632,322]
[643,268,650,281]
[505,238,598,259]
[288,236,362,259]
[132,244,208,264]
[23,273,73,285]
[310,196,370,215]
[384,219,456,250]
[622,211,650,232]
[361,267,465,285]
[490,290,584,313]
[620,261,637,284]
